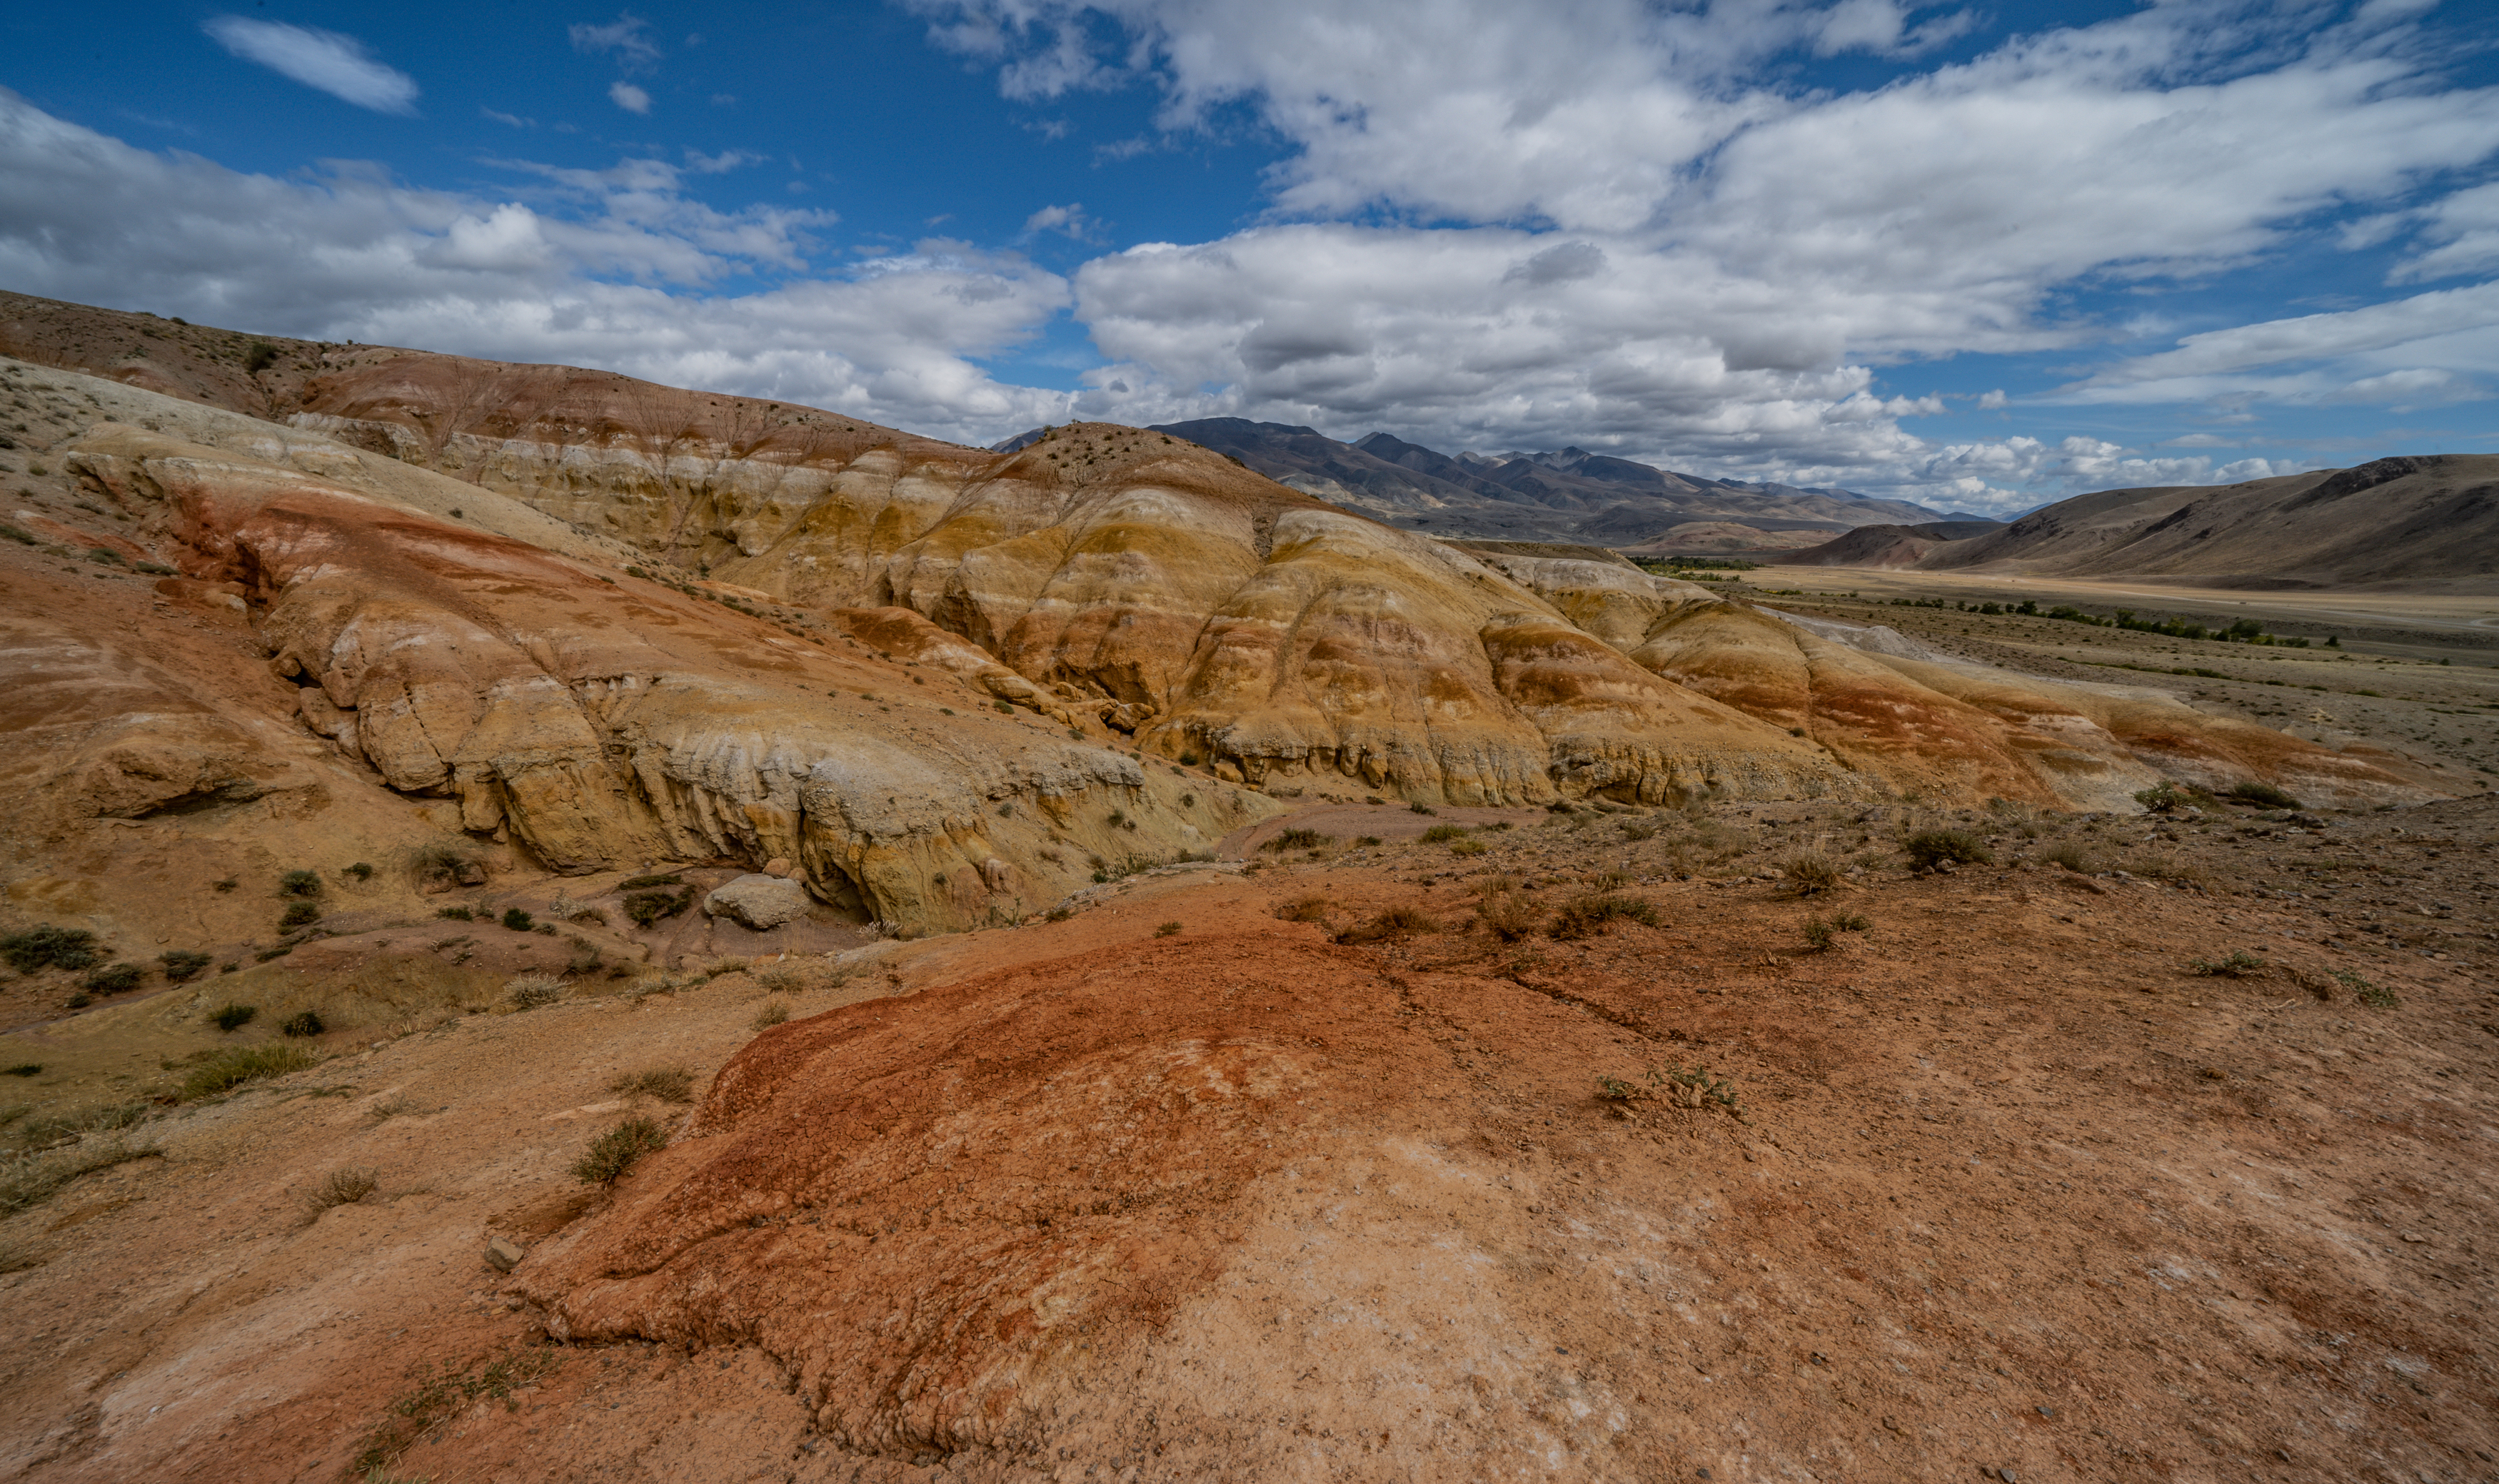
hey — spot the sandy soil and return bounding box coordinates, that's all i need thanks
[2,797,2491,1483]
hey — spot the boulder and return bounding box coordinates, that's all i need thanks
[705,874,813,930]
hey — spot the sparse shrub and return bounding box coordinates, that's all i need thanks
[1274,895,1333,923]
[409,844,483,889]
[279,901,321,929]
[1833,912,1871,932]
[1802,917,1834,952]
[1617,819,1659,841]
[210,1002,257,1031]
[1477,891,1543,942]
[1046,905,1075,922]
[1596,1063,1748,1123]
[618,872,684,889]
[708,956,751,977]
[346,862,375,880]
[533,923,558,936]
[279,869,322,897]
[1449,838,1488,857]
[1263,828,1333,852]
[500,907,535,932]
[64,993,91,1009]
[1904,829,1991,871]
[436,905,473,920]
[281,1010,325,1037]
[1781,851,1841,894]
[159,949,211,982]
[83,962,144,994]
[2188,950,2267,979]
[608,1066,695,1103]
[2335,969,2398,1009]
[1356,835,1382,846]
[351,1344,563,1476]
[755,964,803,994]
[1155,921,1182,937]
[2229,780,2300,809]
[302,1166,378,1213]
[2039,841,2093,873]
[1549,893,1658,939]
[179,1041,320,1099]
[1,926,101,975]
[0,1136,159,1217]
[623,887,696,927]
[1409,802,1436,815]
[564,906,608,926]
[751,999,791,1031]
[1335,904,1442,943]
[573,1116,669,1186]
[4,1064,39,1077]
[1421,824,1469,843]
[504,974,565,1011]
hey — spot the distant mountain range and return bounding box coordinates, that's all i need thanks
[1781,455,2498,591]
[996,418,1967,546]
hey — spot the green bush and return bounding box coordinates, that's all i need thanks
[211,1003,258,1031]
[82,962,144,994]
[1904,830,1991,870]
[436,906,473,920]
[2187,950,2266,979]
[573,1116,670,1186]
[1803,917,1834,952]
[281,1011,326,1037]
[159,949,212,982]
[1262,827,1333,852]
[180,1042,320,1099]
[1420,824,1469,842]
[280,902,321,929]
[501,907,536,932]
[279,869,322,897]
[623,886,696,927]
[1,926,101,975]
[2228,781,2300,809]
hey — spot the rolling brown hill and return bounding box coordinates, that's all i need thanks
[1802,458,2499,591]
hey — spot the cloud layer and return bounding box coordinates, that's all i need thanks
[908,0,2499,507]
[0,90,1072,444]
[12,0,2499,515]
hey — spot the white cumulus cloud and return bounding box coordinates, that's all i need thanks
[608,81,653,115]
[201,16,420,115]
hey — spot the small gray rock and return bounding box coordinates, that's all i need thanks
[485,1236,525,1273]
[704,874,813,930]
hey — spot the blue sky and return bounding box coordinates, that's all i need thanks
[2,0,2495,513]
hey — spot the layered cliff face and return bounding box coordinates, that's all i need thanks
[42,415,1268,934]
[279,366,2442,814]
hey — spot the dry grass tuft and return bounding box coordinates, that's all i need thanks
[608,1066,696,1104]
[1780,851,1841,894]
[1335,903,1443,944]
[303,1166,380,1213]
[1549,893,1659,939]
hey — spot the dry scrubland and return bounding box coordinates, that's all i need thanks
[2,795,2494,1483]
[0,291,2492,1482]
